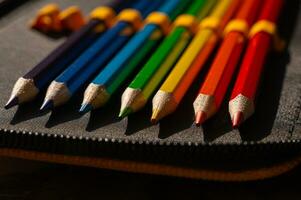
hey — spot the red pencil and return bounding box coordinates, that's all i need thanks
[193,0,263,125]
[229,0,284,128]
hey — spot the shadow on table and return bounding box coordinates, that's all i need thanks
[43,90,87,128]
[158,45,217,139]
[85,95,121,132]
[10,91,47,125]
[124,103,153,136]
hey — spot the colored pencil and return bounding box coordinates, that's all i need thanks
[119,0,217,118]
[80,0,193,113]
[193,0,262,126]
[151,0,240,122]
[229,0,284,127]
[41,0,161,110]
[5,0,126,109]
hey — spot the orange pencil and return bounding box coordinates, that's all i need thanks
[193,0,263,125]
[151,0,241,122]
[229,0,284,127]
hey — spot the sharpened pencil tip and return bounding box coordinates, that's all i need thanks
[195,111,207,126]
[79,103,93,114]
[119,107,132,118]
[151,109,160,124]
[150,118,158,124]
[40,100,53,111]
[5,96,19,109]
[232,111,244,128]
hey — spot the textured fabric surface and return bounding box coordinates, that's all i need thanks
[0,0,300,151]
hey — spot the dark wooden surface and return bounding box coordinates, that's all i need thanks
[0,157,299,200]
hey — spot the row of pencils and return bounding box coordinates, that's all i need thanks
[5,0,285,128]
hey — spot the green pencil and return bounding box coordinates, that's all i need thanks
[119,0,216,118]
[79,0,191,113]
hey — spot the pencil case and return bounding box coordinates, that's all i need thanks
[0,0,300,181]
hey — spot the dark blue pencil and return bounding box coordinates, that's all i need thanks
[5,0,128,109]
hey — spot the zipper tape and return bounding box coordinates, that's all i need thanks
[0,148,300,181]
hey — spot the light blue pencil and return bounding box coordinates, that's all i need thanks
[80,0,191,113]
[4,0,132,109]
[41,0,163,110]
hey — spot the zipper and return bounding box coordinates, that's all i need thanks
[0,147,300,182]
[0,127,300,164]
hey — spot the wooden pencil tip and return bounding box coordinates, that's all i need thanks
[79,103,92,114]
[4,96,19,109]
[195,111,207,126]
[119,107,132,119]
[40,100,53,111]
[150,118,158,125]
[151,109,160,124]
[232,111,244,128]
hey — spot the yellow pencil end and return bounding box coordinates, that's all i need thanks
[151,109,161,124]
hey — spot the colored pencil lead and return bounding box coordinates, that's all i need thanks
[41,81,70,111]
[193,94,216,125]
[195,111,207,126]
[5,77,39,108]
[229,94,254,127]
[231,111,244,128]
[79,103,93,114]
[40,100,54,111]
[80,84,110,112]
[150,112,159,124]
[118,107,132,118]
[120,88,145,118]
[4,96,19,109]
[151,91,177,122]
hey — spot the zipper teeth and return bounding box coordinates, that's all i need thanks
[0,127,300,147]
[1,127,301,170]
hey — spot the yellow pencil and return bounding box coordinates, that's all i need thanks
[151,0,241,122]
